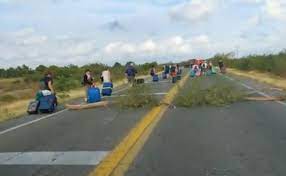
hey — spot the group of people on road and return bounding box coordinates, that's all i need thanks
[163,64,181,79]
[38,63,139,104]
[38,60,225,104]
[190,59,226,77]
[190,60,213,76]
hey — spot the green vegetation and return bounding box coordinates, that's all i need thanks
[0,61,160,122]
[116,84,159,108]
[0,61,160,92]
[210,50,286,77]
[0,61,159,102]
[175,77,244,107]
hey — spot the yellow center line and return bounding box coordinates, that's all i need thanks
[88,74,189,176]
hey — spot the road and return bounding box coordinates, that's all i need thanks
[126,74,286,176]
[0,71,286,176]
[0,75,173,176]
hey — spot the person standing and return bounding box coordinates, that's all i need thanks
[164,65,170,78]
[150,66,156,77]
[125,63,137,85]
[170,64,177,83]
[101,68,111,83]
[218,60,226,73]
[82,69,94,101]
[41,71,55,94]
[101,68,113,96]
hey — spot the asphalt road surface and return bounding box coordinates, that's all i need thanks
[0,75,173,176]
[1,72,286,176]
[126,74,286,176]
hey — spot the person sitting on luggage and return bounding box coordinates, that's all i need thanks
[101,68,111,83]
[39,71,57,105]
[83,69,94,101]
[125,63,137,85]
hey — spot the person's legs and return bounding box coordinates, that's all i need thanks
[85,85,90,102]
[130,76,135,86]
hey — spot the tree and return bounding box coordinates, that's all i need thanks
[35,65,47,73]
[113,62,122,68]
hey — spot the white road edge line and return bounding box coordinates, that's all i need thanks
[223,75,286,107]
[0,85,130,136]
[0,109,68,136]
[0,151,109,165]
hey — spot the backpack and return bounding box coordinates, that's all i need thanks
[126,67,135,76]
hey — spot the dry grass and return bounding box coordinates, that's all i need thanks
[0,99,30,123]
[0,77,131,123]
[228,68,286,90]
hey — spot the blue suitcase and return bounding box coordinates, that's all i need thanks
[38,95,56,113]
[87,87,101,103]
[153,75,159,82]
[102,82,113,96]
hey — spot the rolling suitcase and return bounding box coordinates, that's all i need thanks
[38,95,56,113]
[102,82,113,96]
[176,75,181,80]
[27,100,39,114]
[135,78,145,84]
[87,87,101,103]
[153,75,159,82]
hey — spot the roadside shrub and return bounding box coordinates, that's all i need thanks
[116,84,159,108]
[24,74,42,83]
[175,77,244,107]
[54,76,81,92]
[210,51,286,77]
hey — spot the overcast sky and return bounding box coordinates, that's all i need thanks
[0,0,285,68]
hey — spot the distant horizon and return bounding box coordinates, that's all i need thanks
[1,49,285,69]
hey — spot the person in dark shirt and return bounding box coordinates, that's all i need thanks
[41,71,55,93]
[83,69,93,86]
[150,66,156,77]
[82,69,94,101]
[164,65,170,78]
[218,60,226,73]
[125,63,137,85]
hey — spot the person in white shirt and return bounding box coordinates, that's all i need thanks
[101,69,111,83]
